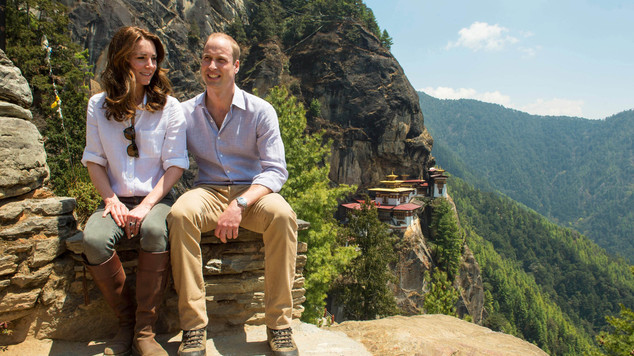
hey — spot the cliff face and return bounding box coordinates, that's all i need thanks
[286,21,434,187]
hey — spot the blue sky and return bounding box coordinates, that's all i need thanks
[363,0,634,119]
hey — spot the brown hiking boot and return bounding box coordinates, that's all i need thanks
[178,328,206,356]
[267,327,299,356]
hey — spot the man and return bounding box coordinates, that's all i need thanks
[167,33,299,356]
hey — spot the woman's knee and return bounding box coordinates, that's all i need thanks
[82,228,116,264]
[139,222,168,252]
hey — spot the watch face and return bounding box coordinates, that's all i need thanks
[237,197,247,208]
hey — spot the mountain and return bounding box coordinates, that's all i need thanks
[419,91,634,262]
[449,176,634,353]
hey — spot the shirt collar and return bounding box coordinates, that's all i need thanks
[195,84,246,111]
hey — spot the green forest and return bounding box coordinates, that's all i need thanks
[450,176,634,354]
[419,92,634,263]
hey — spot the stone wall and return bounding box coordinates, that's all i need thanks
[0,49,307,344]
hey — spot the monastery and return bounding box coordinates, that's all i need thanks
[341,169,449,230]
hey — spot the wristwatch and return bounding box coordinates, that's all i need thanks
[236,196,248,211]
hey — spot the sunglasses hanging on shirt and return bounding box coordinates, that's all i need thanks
[123,117,139,157]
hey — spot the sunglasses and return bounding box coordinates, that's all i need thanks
[123,125,139,157]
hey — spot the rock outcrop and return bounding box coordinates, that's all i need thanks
[332,315,549,356]
[287,21,434,187]
[0,51,48,199]
[0,49,78,344]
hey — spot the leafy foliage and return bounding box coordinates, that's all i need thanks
[332,198,400,320]
[266,86,358,323]
[592,304,634,356]
[419,92,634,263]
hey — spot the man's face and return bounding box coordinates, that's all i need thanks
[200,36,239,91]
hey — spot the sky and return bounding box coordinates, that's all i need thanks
[363,0,634,120]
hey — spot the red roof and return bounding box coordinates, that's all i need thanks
[342,201,421,212]
[342,202,362,210]
[392,203,422,211]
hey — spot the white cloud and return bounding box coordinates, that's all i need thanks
[518,46,538,58]
[421,86,511,106]
[519,98,585,117]
[446,22,518,51]
[421,87,585,117]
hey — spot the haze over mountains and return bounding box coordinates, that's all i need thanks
[418,91,634,263]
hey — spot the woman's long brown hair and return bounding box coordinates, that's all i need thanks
[100,26,172,121]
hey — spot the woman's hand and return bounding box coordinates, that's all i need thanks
[103,197,129,228]
[126,202,152,239]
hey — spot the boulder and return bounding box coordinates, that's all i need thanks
[0,118,49,199]
[0,50,32,108]
[331,314,549,356]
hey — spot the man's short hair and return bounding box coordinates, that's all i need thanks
[206,33,240,63]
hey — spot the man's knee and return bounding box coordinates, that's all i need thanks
[167,195,198,228]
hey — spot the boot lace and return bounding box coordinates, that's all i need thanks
[182,329,205,350]
[270,328,294,349]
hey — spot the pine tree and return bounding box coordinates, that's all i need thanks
[333,197,400,320]
[265,86,358,323]
[430,198,463,280]
[423,269,459,316]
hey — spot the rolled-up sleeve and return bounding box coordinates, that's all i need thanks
[81,96,107,167]
[161,98,189,171]
[252,104,288,192]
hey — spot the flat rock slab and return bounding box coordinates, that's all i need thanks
[3,320,372,356]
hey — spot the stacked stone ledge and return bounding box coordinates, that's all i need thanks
[64,223,309,336]
[0,48,307,344]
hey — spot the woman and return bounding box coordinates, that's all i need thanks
[81,26,188,356]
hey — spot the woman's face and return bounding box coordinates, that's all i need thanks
[128,38,157,97]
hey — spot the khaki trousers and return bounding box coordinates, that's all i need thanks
[167,184,298,331]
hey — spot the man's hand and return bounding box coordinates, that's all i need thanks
[215,201,243,243]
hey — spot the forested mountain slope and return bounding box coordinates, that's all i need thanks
[419,92,634,262]
[449,177,634,355]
